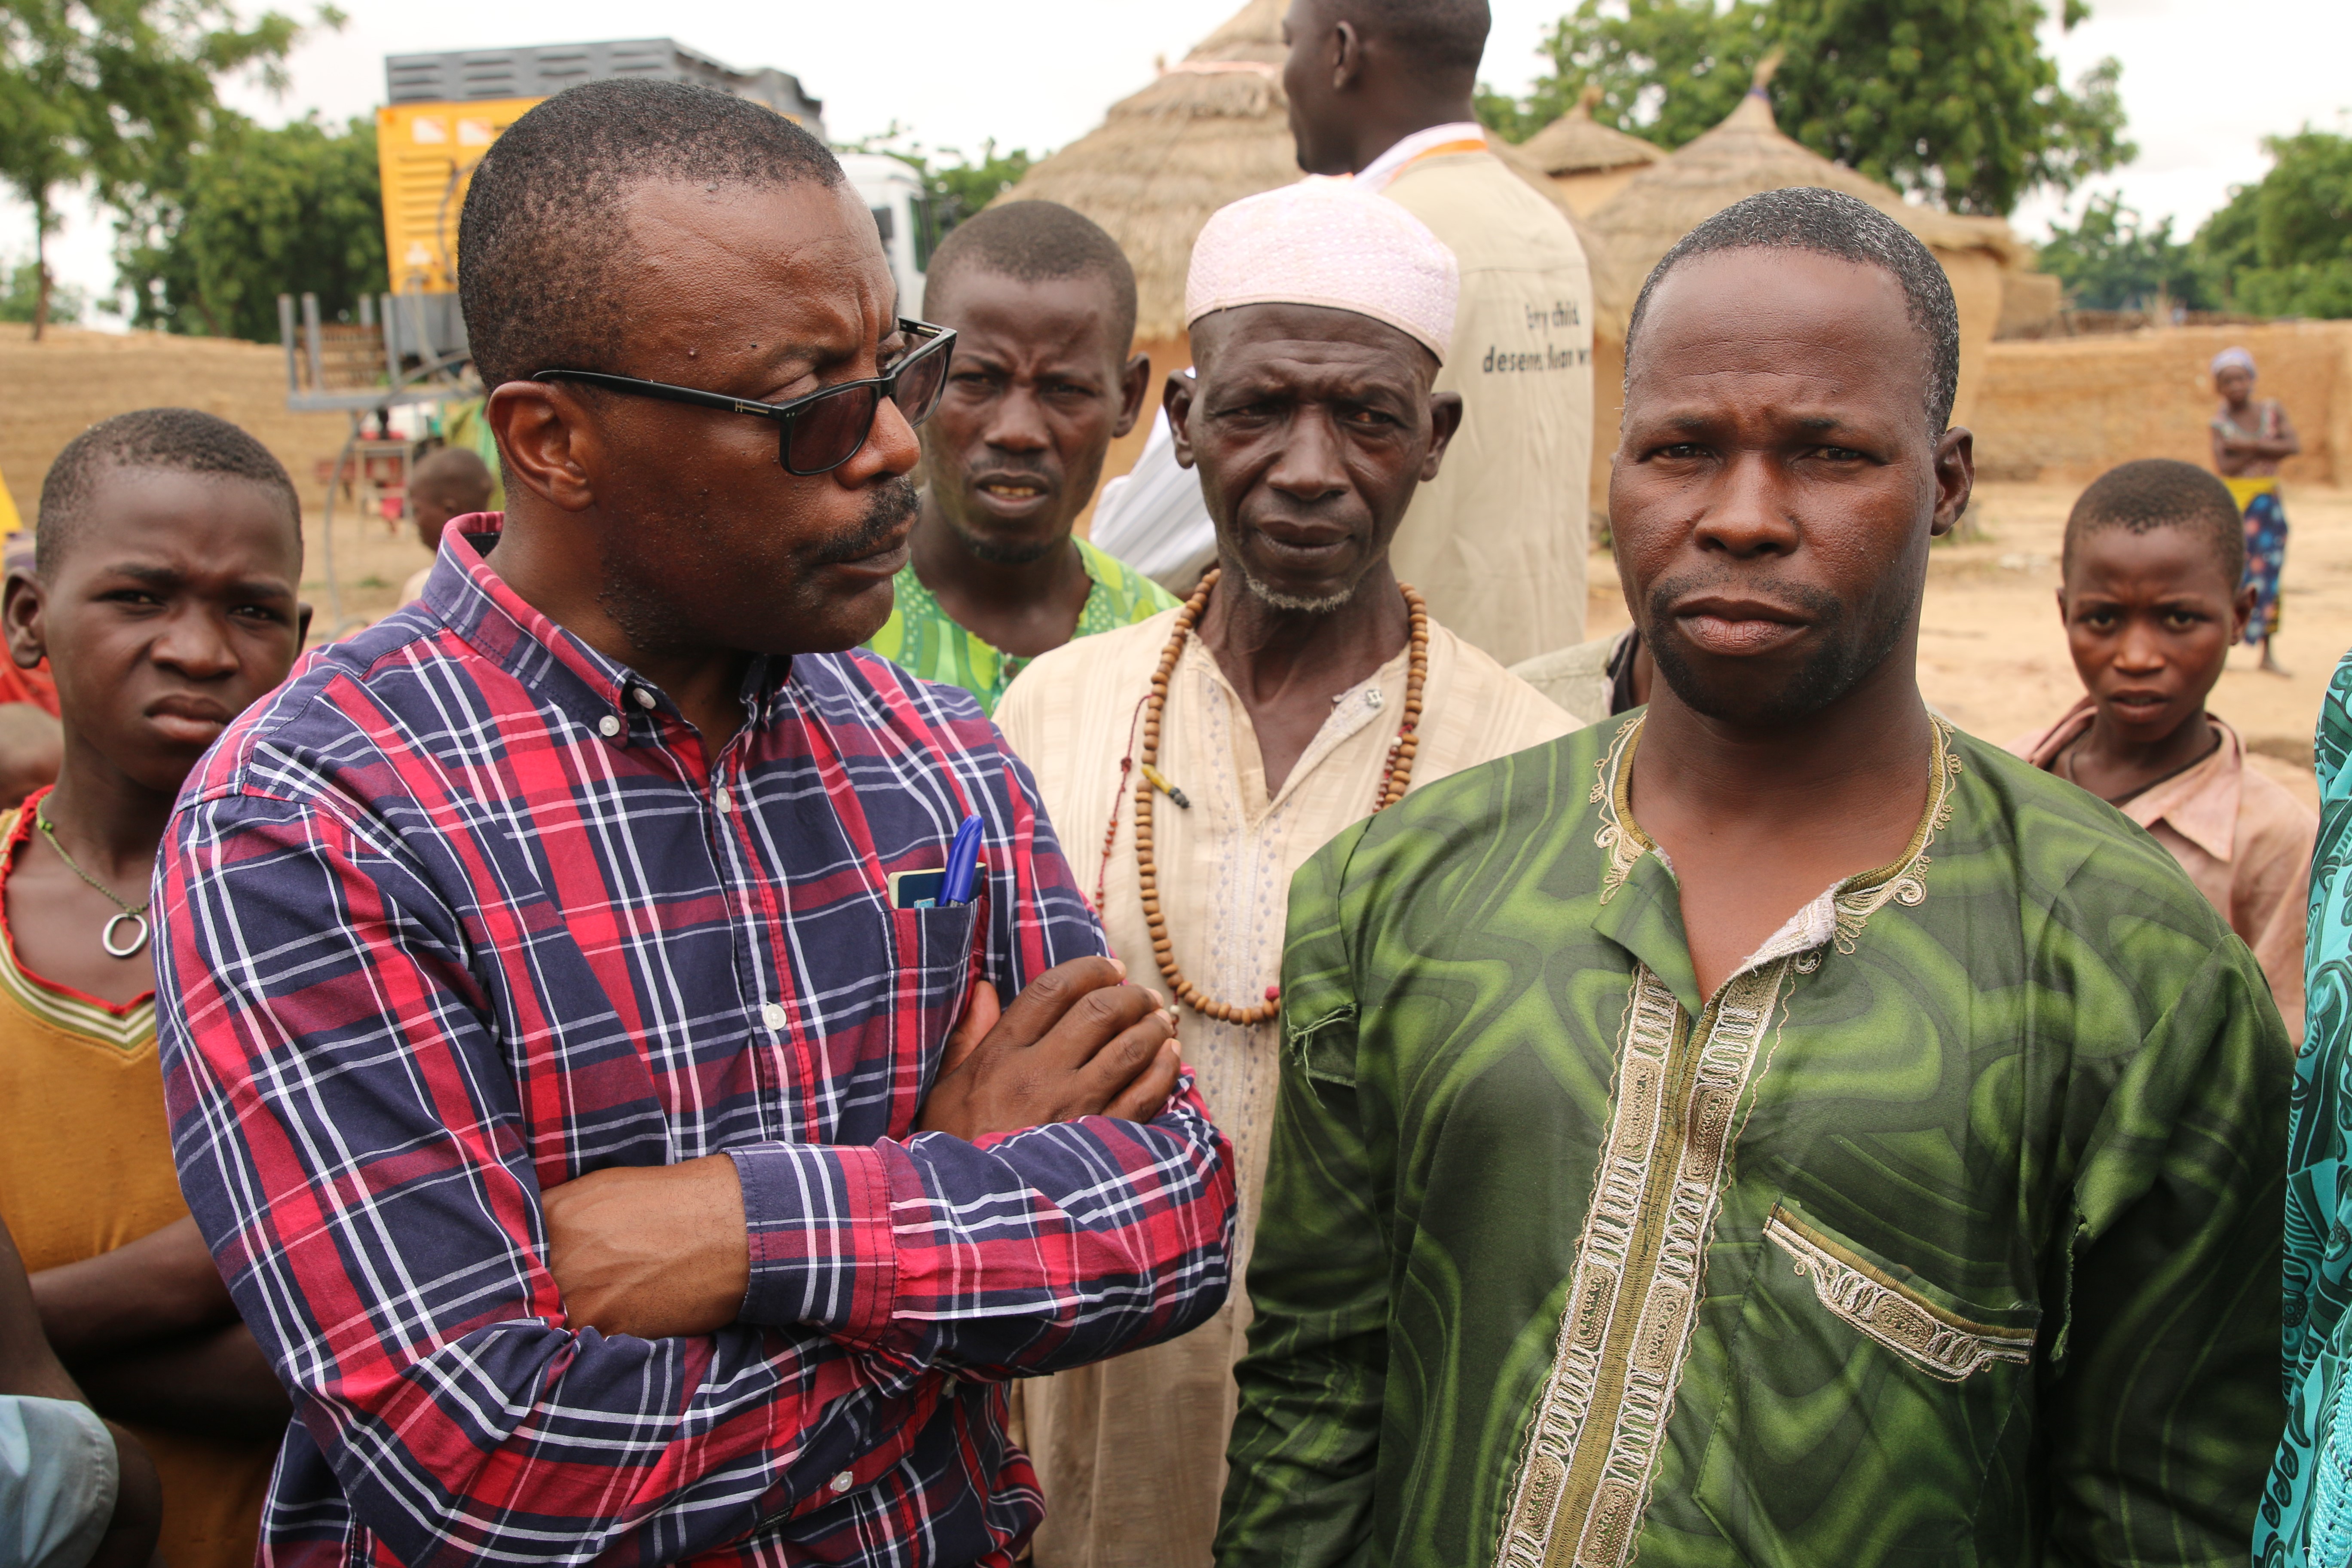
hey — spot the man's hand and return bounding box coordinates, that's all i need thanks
[542,1155,748,1340]
[917,955,1183,1142]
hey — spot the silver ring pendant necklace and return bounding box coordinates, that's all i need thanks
[35,802,152,959]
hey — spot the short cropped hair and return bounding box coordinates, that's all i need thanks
[2063,458,2246,585]
[37,408,301,578]
[922,201,1140,356]
[1627,187,1963,434]
[1341,0,1491,76]
[458,79,844,390]
[410,445,493,502]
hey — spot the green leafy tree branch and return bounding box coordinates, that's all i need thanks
[1477,0,2132,216]
[0,0,337,338]
[2191,128,2352,319]
[113,110,383,341]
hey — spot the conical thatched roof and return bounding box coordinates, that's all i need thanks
[1520,86,1664,178]
[1589,73,2020,285]
[990,0,1301,342]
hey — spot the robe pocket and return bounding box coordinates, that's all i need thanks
[1690,1199,2041,1560]
[1762,1203,2037,1382]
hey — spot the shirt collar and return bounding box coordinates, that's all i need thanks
[2021,696,2242,862]
[2130,715,2244,862]
[420,513,795,740]
[1355,122,1489,191]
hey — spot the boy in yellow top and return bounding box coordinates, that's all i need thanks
[0,408,309,1568]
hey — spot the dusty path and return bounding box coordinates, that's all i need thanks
[1584,481,2352,807]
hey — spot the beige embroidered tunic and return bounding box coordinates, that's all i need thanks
[995,606,1574,1568]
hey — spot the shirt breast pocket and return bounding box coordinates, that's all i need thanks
[888,898,982,1088]
[1693,1197,2040,1562]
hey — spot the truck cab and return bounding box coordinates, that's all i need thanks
[837,153,937,315]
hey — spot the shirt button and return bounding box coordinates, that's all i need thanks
[596,714,622,738]
[714,786,733,814]
[633,687,657,710]
[761,1002,787,1032]
[829,1470,853,1494]
[1366,687,1384,710]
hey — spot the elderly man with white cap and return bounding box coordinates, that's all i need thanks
[995,180,1571,1568]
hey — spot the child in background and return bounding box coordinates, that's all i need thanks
[0,408,310,1568]
[2014,457,2317,1041]
[397,445,495,605]
[2210,346,2301,675]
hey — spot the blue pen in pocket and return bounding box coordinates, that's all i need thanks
[940,814,985,906]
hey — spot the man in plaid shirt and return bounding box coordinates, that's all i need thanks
[153,81,1234,1568]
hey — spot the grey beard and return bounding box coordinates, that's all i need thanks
[1234,562,1356,615]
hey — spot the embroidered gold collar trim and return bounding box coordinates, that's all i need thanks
[1590,713,1963,962]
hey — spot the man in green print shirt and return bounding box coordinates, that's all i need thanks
[1218,187,2290,1568]
[864,200,1173,715]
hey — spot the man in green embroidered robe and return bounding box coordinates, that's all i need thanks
[1216,187,2291,1568]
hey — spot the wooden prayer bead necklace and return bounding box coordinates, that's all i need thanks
[1133,568,1429,1026]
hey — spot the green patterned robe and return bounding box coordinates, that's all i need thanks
[1219,713,2290,1568]
[863,537,1176,717]
[2257,648,2352,1565]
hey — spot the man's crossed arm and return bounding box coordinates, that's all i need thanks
[543,956,1188,1339]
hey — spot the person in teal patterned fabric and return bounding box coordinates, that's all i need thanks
[865,200,1173,714]
[1217,187,2291,1568]
[2261,648,2352,1565]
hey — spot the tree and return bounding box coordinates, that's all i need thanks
[2036,191,2208,310]
[1478,0,1768,150]
[1477,0,2133,216]
[2192,128,2352,320]
[0,0,327,339]
[114,111,385,341]
[0,256,83,323]
[835,125,1040,234]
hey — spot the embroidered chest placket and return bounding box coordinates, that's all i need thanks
[1497,717,1960,1568]
[1498,958,1793,1568]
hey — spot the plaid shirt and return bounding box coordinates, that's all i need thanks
[155,518,1234,1568]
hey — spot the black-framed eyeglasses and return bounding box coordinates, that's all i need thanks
[533,318,957,476]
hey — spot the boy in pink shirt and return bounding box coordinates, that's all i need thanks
[2014,458,2316,1040]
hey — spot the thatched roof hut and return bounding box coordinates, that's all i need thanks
[1588,64,2023,425]
[1519,87,1664,215]
[992,0,1297,349]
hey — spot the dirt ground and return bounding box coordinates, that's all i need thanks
[1582,480,2352,809]
[0,323,438,634]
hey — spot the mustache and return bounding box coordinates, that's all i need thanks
[809,476,919,566]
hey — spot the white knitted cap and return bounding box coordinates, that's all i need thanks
[1185,177,1461,361]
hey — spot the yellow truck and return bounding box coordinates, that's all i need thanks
[371,38,885,302]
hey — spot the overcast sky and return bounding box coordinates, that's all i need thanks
[10,0,2346,323]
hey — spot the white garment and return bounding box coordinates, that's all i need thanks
[1086,406,1217,596]
[0,1396,116,1568]
[1184,175,1460,359]
[995,607,1573,1568]
[1354,120,1489,190]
